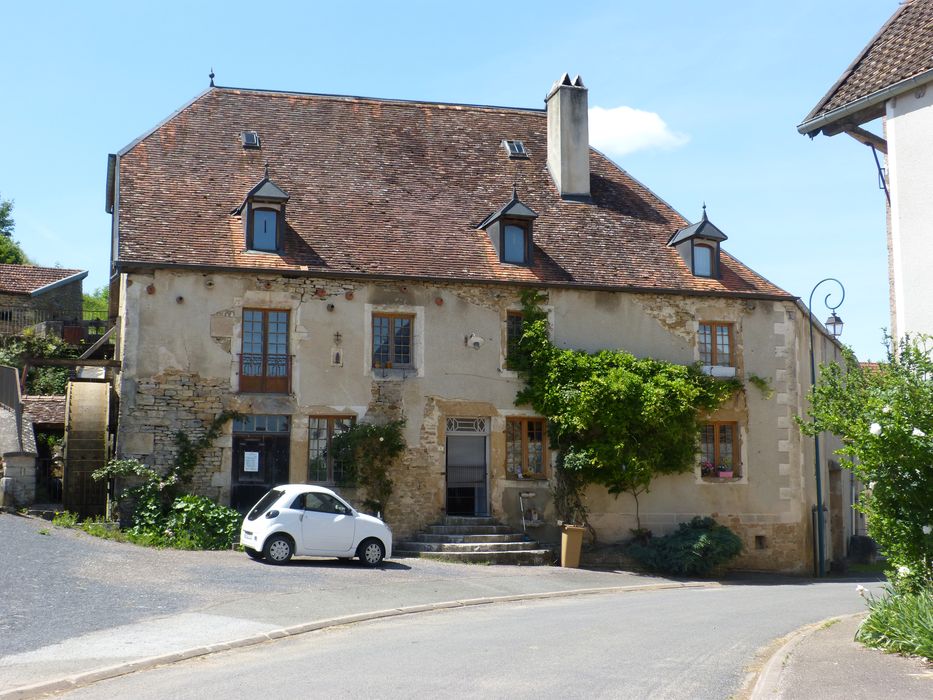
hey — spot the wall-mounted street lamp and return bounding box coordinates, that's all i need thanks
[808,278,845,577]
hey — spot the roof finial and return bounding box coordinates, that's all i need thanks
[264,161,270,179]
[701,202,708,220]
[512,182,518,200]
[209,67,215,87]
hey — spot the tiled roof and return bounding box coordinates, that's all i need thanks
[22,396,66,426]
[802,0,933,127]
[116,87,791,299]
[0,264,86,296]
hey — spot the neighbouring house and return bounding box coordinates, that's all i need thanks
[799,0,933,340]
[105,74,849,572]
[0,264,87,339]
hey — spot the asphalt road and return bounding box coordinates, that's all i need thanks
[56,582,874,700]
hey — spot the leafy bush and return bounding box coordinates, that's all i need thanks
[802,336,933,591]
[162,495,240,550]
[331,420,405,514]
[857,585,933,660]
[0,331,78,394]
[627,516,743,576]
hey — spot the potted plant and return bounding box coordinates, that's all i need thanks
[717,463,734,479]
[700,460,715,477]
[552,459,589,568]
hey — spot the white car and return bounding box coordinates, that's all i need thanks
[239,484,392,566]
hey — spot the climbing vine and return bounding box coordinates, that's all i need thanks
[331,420,406,515]
[513,290,739,531]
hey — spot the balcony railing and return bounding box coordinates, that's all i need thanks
[238,353,292,394]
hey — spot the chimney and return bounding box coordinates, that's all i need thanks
[546,73,590,200]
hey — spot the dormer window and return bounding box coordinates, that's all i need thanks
[477,187,538,267]
[668,205,727,279]
[251,209,279,251]
[503,221,530,264]
[233,165,290,254]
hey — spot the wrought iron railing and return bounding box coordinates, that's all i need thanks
[238,353,292,393]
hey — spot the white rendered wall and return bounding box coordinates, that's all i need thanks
[886,82,933,338]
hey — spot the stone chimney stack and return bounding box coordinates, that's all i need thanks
[546,73,590,200]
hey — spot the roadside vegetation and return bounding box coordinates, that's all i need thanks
[50,412,244,550]
[803,335,933,660]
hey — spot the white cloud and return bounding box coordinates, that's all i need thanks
[588,105,689,157]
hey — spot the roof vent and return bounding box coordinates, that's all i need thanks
[502,140,529,159]
[241,131,261,149]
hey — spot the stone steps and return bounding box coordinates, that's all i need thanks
[395,516,555,566]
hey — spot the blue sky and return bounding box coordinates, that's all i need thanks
[1,0,896,359]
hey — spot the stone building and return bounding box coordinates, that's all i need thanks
[106,74,846,572]
[0,264,86,336]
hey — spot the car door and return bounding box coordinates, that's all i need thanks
[298,492,357,554]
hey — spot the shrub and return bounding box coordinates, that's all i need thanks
[162,495,241,550]
[331,420,405,514]
[857,585,933,660]
[802,336,933,592]
[627,516,743,576]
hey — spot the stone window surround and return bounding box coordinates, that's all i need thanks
[364,303,424,379]
[697,420,748,485]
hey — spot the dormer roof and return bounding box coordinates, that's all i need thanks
[232,175,289,214]
[668,208,728,246]
[476,187,538,230]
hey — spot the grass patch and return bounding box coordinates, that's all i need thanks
[819,618,841,630]
[856,586,933,660]
[847,561,887,575]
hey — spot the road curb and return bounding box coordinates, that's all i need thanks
[0,580,715,699]
[747,612,866,699]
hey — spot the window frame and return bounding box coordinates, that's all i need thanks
[698,321,735,368]
[371,312,415,369]
[308,416,356,484]
[699,421,739,478]
[246,203,283,253]
[693,242,715,277]
[505,417,548,480]
[239,308,291,394]
[500,217,531,265]
[505,311,524,365]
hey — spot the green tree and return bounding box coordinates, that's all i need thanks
[83,285,109,318]
[0,195,13,238]
[513,291,738,531]
[801,336,933,591]
[0,332,78,394]
[0,195,29,264]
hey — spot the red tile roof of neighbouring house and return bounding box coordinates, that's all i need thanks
[22,396,66,426]
[800,0,933,134]
[0,265,87,296]
[114,86,792,300]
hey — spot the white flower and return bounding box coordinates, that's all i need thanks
[913,428,927,437]
[882,405,892,414]
[897,565,911,577]
[856,584,867,597]
[868,482,876,490]
[869,423,882,436]
[923,525,932,535]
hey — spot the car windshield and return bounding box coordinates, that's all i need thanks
[247,489,284,521]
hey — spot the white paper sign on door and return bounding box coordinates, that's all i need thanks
[244,451,260,472]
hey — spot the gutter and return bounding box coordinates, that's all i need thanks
[29,270,88,297]
[798,68,933,136]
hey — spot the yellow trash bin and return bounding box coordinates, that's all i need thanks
[560,525,586,568]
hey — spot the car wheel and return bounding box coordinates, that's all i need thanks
[245,547,264,561]
[263,534,294,565]
[358,538,385,567]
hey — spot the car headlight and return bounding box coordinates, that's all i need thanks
[265,510,280,519]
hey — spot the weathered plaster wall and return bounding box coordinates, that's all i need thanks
[115,269,840,572]
[887,82,933,338]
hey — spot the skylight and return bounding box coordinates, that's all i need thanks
[241,131,261,149]
[503,140,528,159]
